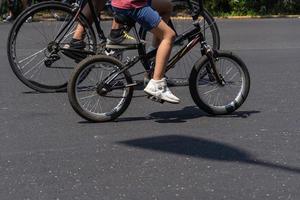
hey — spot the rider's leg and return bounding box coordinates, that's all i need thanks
[143,18,179,103]
[110,3,179,103]
[150,21,175,80]
[73,25,85,40]
[72,0,105,41]
[63,1,105,60]
[151,0,173,48]
[64,0,109,60]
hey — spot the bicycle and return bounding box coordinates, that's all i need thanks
[67,10,250,122]
[7,0,220,93]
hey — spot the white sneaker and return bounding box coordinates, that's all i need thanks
[144,78,180,104]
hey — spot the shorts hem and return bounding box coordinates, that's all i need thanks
[147,18,161,31]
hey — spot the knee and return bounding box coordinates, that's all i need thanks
[164,28,176,43]
[170,29,176,41]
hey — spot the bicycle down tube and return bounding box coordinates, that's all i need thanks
[102,24,206,87]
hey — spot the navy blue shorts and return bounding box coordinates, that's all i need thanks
[112,4,161,31]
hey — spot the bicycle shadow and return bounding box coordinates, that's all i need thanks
[116,106,260,123]
[22,91,67,94]
[117,135,300,174]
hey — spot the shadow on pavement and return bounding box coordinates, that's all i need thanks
[115,106,260,123]
[118,135,300,174]
[23,91,66,94]
[210,110,261,119]
[79,106,260,123]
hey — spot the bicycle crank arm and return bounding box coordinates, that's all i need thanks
[109,82,138,91]
[125,83,138,87]
[60,48,95,55]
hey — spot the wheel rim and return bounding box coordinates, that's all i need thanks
[196,57,246,109]
[74,61,130,117]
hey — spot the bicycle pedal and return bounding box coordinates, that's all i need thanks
[147,95,165,104]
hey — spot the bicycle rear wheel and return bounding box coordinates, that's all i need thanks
[68,55,134,122]
[189,51,250,115]
[7,2,96,92]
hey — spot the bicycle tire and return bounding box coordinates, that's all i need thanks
[189,51,250,115]
[7,2,97,93]
[68,55,134,122]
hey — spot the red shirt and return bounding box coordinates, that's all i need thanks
[111,0,148,9]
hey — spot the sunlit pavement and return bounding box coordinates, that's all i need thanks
[1,18,300,199]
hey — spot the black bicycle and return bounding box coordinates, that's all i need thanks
[7,0,220,92]
[67,11,250,122]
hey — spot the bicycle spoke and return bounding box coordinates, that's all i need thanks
[203,86,219,95]
[18,48,46,64]
[19,55,37,70]
[23,57,46,77]
[80,92,98,100]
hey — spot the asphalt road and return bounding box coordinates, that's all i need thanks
[1,18,300,199]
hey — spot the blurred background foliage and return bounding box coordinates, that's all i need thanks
[1,0,300,19]
[203,0,300,16]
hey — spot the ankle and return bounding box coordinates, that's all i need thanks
[152,77,165,82]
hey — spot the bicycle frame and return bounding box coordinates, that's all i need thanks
[103,20,213,87]
[51,0,221,85]
[52,0,212,58]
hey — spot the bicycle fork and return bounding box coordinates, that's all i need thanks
[201,41,225,86]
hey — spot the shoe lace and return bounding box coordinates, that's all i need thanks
[157,83,167,92]
[123,31,136,41]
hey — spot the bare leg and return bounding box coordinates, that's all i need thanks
[151,0,173,48]
[144,20,179,103]
[111,20,120,29]
[73,24,85,40]
[150,20,175,80]
[73,0,105,40]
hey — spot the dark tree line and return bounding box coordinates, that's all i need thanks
[1,0,300,19]
[203,0,300,15]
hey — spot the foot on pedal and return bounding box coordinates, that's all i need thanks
[62,38,87,63]
[144,78,180,104]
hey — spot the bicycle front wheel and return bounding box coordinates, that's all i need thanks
[7,2,96,92]
[189,51,250,115]
[68,55,134,122]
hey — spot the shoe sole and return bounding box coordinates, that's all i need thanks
[144,89,180,104]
